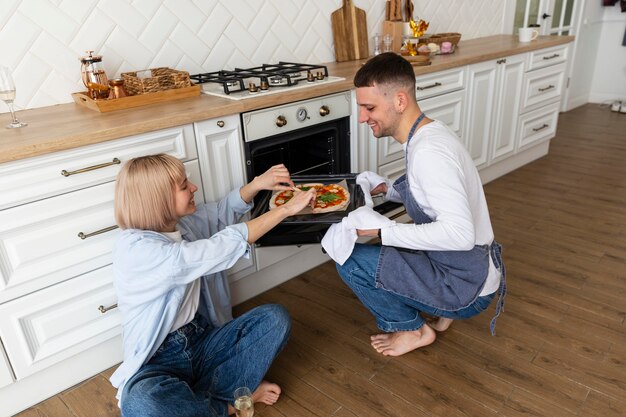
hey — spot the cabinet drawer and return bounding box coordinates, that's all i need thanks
[520,63,565,113]
[517,102,560,151]
[0,160,203,303]
[0,124,197,210]
[420,89,465,138]
[0,265,120,380]
[377,136,404,166]
[377,158,405,182]
[0,343,13,388]
[415,67,465,100]
[527,44,568,71]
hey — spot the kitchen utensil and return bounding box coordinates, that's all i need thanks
[389,0,403,21]
[331,0,369,62]
[0,66,27,128]
[80,51,109,100]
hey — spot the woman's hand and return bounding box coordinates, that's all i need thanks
[240,164,294,203]
[254,164,294,191]
[280,188,316,216]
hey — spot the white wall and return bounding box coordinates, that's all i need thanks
[0,0,505,112]
[588,4,626,103]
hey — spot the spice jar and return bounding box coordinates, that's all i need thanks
[108,78,128,99]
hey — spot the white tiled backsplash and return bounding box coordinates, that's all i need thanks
[0,0,504,111]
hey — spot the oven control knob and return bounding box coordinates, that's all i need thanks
[319,105,330,117]
[276,115,287,127]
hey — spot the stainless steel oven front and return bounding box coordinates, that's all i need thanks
[241,92,352,246]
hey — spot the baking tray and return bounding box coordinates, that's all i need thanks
[250,173,366,225]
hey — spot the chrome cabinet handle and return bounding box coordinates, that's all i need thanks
[217,120,225,128]
[61,158,121,177]
[532,124,549,132]
[538,85,555,92]
[78,225,119,240]
[98,303,118,314]
[416,82,442,91]
[542,54,560,60]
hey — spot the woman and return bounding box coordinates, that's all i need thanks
[110,153,315,416]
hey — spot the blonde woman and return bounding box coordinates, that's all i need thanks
[110,153,315,416]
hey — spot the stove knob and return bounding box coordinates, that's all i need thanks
[276,115,287,127]
[319,105,330,117]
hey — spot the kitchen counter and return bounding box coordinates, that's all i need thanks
[0,35,573,164]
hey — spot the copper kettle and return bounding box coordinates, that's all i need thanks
[80,51,109,100]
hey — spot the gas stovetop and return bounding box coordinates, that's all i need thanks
[190,62,345,100]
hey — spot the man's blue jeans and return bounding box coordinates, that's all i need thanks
[120,304,291,417]
[336,244,495,332]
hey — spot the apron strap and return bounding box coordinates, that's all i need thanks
[489,242,506,336]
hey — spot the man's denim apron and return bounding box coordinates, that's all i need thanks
[375,115,506,334]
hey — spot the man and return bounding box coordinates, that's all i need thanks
[336,52,505,356]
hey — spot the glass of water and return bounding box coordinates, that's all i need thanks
[0,66,27,129]
[233,386,254,417]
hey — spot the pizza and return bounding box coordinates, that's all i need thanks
[269,182,350,214]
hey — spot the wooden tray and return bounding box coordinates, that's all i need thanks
[72,85,201,113]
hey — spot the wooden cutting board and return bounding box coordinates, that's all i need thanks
[331,0,369,62]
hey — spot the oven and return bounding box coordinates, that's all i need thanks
[241,92,353,246]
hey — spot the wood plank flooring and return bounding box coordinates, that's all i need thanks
[16,103,626,416]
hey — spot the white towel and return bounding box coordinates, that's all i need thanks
[321,206,396,265]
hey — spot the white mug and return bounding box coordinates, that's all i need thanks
[518,27,539,42]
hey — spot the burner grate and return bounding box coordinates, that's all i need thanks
[190,62,330,95]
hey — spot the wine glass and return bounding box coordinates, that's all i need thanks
[233,386,254,417]
[0,66,27,129]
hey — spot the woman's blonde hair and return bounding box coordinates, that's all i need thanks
[114,153,186,231]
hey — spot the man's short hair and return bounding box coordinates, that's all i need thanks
[114,153,186,231]
[354,52,416,96]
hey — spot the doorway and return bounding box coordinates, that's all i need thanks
[513,0,579,35]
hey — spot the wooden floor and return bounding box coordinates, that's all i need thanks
[17,103,626,416]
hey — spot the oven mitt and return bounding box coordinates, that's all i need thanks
[356,171,402,204]
[321,206,396,265]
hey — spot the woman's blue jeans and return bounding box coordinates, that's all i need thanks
[120,304,291,417]
[336,244,495,332]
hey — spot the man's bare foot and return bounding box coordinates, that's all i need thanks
[370,324,436,356]
[429,317,453,332]
[251,380,281,405]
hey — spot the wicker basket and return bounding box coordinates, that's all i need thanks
[121,68,192,96]
[427,32,462,47]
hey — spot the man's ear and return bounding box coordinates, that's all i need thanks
[394,90,409,113]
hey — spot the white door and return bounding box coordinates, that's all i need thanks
[512,0,581,35]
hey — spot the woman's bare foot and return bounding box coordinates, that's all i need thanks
[429,317,453,332]
[251,380,281,405]
[370,324,436,356]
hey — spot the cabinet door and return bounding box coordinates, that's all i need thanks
[194,115,255,277]
[0,343,13,388]
[420,89,465,139]
[377,135,404,166]
[0,125,196,211]
[377,158,405,182]
[490,54,526,163]
[0,265,121,380]
[0,161,203,304]
[464,60,497,169]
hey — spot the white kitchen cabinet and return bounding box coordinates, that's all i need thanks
[0,345,13,389]
[0,125,197,211]
[0,124,203,416]
[517,101,560,151]
[464,54,526,169]
[193,115,255,279]
[520,62,566,114]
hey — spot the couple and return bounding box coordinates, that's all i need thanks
[110,52,504,416]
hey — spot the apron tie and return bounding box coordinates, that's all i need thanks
[489,242,506,336]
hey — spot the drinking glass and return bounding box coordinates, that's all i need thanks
[0,66,27,129]
[233,386,254,417]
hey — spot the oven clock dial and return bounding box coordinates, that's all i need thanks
[296,107,309,122]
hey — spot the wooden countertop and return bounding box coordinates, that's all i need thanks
[0,35,573,164]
